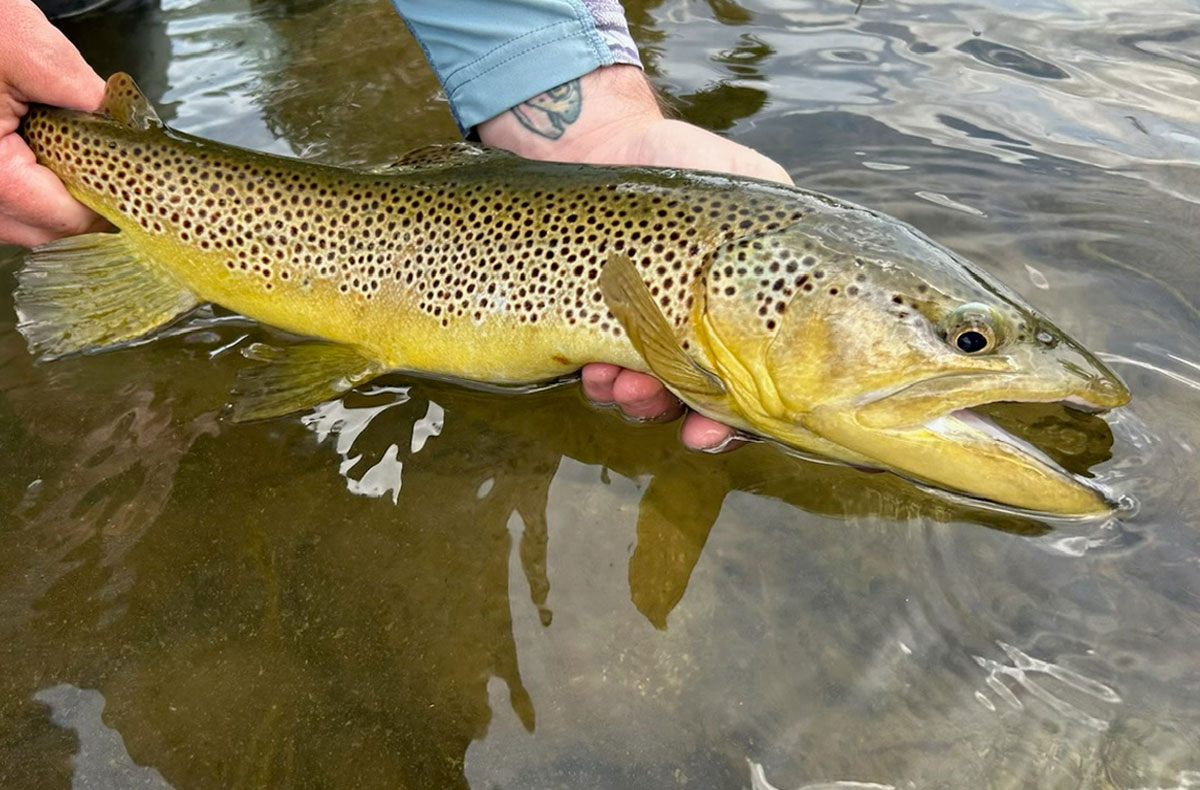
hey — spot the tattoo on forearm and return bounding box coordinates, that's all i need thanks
[510,79,582,140]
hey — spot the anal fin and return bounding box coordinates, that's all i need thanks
[231,342,383,422]
[16,232,199,359]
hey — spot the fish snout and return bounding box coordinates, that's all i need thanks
[1069,369,1130,411]
[1054,346,1130,411]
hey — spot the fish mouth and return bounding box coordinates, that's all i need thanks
[929,400,1114,477]
[804,375,1130,517]
[966,400,1120,477]
[909,399,1119,515]
[853,370,1129,429]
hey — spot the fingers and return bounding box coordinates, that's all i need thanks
[0,1,107,246]
[581,364,680,419]
[580,362,622,403]
[680,413,744,453]
[0,133,109,245]
[610,369,683,421]
[0,0,105,113]
[580,363,742,452]
[582,363,683,420]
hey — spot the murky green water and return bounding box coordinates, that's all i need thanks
[2,0,1199,787]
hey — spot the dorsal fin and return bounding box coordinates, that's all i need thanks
[368,143,518,173]
[99,73,161,130]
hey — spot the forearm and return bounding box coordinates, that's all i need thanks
[476,65,793,184]
[476,64,661,160]
[391,0,642,134]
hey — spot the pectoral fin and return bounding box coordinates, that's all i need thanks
[230,342,383,421]
[15,232,199,359]
[599,253,725,398]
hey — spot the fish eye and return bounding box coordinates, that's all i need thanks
[953,329,991,353]
[943,303,1000,355]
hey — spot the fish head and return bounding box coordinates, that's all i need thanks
[695,205,1130,516]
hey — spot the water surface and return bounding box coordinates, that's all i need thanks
[1,0,1198,788]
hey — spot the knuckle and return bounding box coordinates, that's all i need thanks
[48,210,95,236]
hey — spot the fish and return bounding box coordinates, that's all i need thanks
[14,73,1131,516]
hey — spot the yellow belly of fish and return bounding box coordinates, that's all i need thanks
[124,222,647,384]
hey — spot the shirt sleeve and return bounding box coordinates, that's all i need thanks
[391,0,643,134]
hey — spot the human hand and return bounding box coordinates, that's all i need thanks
[478,65,793,452]
[0,0,108,247]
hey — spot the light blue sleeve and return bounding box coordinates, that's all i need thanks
[391,0,643,133]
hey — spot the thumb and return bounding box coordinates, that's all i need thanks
[0,0,105,111]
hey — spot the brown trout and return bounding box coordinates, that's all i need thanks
[15,74,1130,515]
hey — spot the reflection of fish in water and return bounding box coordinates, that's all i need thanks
[16,73,1129,515]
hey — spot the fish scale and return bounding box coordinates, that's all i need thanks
[14,73,1131,516]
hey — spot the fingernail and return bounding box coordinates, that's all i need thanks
[698,431,754,454]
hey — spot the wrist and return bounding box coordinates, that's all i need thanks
[477,64,663,163]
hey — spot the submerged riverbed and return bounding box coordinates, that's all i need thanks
[1,0,1198,787]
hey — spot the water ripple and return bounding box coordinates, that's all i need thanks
[973,640,1121,732]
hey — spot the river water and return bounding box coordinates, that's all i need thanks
[1,0,1198,788]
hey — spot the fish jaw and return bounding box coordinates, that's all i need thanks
[803,403,1115,516]
[702,367,1122,515]
[812,332,1131,514]
[798,354,1128,516]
